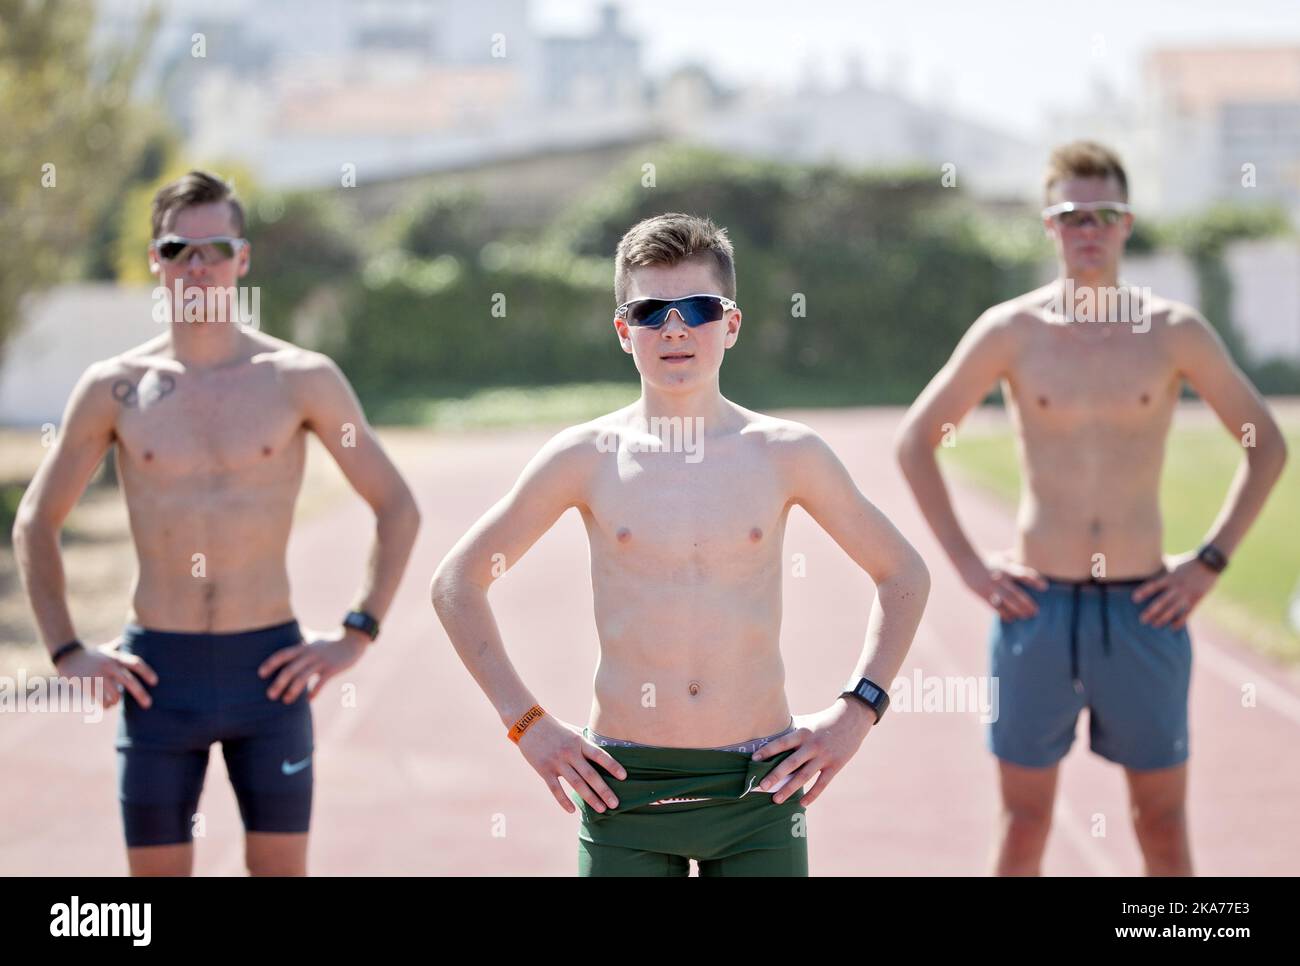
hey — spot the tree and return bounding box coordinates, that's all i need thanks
[0,0,168,359]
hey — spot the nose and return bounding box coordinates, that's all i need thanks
[659,309,689,337]
[183,250,208,276]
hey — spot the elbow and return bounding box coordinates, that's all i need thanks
[894,422,927,473]
[909,547,932,602]
[11,505,44,552]
[879,544,931,603]
[430,557,471,616]
[1252,424,1289,480]
[376,488,421,541]
[429,566,453,614]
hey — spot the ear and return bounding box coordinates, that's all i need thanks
[613,317,633,354]
[237,240,252,278]
[723,309,742,348]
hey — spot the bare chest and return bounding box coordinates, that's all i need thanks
[584,443,790,580]
[112,365,306,480]
[1009,326,1179,434]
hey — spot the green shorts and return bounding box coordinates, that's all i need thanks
[575,731,808,877]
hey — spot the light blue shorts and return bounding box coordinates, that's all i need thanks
[988,574,1191,771]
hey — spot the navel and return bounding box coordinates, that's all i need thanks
[1089,518,1103,537]
[1139,393,1150,405]
[749,527,763,542]
[143,450,153,462]
[262,444,273,456]
[688,680,701,697]
[1037,396,1049,408]
[616,527,631,543]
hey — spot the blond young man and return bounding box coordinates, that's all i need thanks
[896,142,1287,876]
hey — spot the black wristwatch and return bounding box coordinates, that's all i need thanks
[841,676,890,724]
[51,639,85,669]
[342,609,380,641]
[1195,543,1228,574]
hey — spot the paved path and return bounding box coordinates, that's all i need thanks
[3,408,1298,875]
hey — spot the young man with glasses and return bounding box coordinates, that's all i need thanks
[895,141,1287,875]
[433,212,929,876]
[12,170,421,875]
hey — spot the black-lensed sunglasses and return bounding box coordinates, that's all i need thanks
[615,293,738,328]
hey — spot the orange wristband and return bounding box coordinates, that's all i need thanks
[508,704,546,743]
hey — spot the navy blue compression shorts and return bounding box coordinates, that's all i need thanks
[114,619,314,847]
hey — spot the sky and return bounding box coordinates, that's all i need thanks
[533,0,1300,138]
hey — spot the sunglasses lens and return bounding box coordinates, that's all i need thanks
[628,299,669,326]
[627,296,727,327]
[157,239,239,263]
[678,296,726,326]
[1055,208,1124,227]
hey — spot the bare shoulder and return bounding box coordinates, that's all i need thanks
[983,286,1054,337]
[83,335,176,398]
[1155,296,1215,338]
[246,332,341,379]
[737,411,838,473]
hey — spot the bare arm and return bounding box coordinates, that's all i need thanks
[790,427,930,704]
[753,425,930,806]
[260,353,422,702]
[430,424,625,813]
[1172,309,1287,556]
[894,309,1045,619]
[297,354,421,625]
[12,362,118,655]
[1133,309,1289,627]
[11,361,157,706]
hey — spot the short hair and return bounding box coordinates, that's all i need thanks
[150,170,245,238]
[614,213,736,306]
[1043,141,1129,203]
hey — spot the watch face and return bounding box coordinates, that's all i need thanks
[859,683,881,703]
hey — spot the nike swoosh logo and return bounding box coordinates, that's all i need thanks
[281,757,311,775]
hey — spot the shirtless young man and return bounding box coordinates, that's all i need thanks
[895,141,1288,876]
[12,171,421,876]
[432,213,929,876]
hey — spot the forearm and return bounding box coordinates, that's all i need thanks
[847,556,930,694]
[897,441,982,578]
[351,498,420,622]
[431,575,540,729]
[11,518,78,655]
[1201,439,1288,558]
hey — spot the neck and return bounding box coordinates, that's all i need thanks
[165,317,247,368]
[638,378,731,429]
[1058,265,1121,292]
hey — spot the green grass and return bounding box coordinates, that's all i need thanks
[361,376,920,430]
[941,423,1300,662]
[367,382,642,430]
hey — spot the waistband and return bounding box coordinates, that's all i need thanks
[585,718,795,755]
[120,620,302,671]
[1036,568,1166,591]
[122,618,301,645]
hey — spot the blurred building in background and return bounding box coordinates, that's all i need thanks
[94,0,1041,197]
[1048,46,1300,217]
